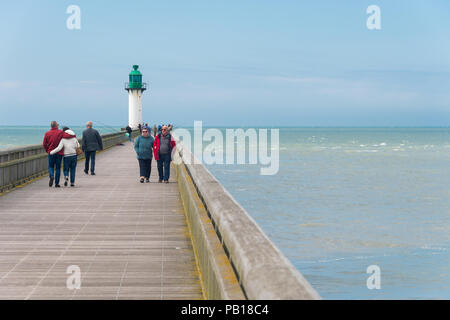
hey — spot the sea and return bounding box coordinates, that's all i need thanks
[0,126,123,150]
[1,126,449,299]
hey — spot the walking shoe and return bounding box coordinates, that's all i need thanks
[140,178,144,183]
[158,179,163,183]
[55,184,61,188]
[64,177,68,187]
[91,172,96,176]
[49,177,54,187]
[146,178,150,183]
[84,170,88,175]
[164,180,169,184]
[70,183,75,187]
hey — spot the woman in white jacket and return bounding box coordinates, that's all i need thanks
[50,127,80,187]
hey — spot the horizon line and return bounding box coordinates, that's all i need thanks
[0,125,449,129]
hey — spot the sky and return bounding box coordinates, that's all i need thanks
[0,0,449,127]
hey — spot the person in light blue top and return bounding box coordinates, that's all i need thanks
[133,127,154,183]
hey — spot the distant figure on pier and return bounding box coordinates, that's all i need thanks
[138,123,142,133]
[153,125,176,183]
[134,126,154,183]
[50,127,80,187]
[43,121,64,188]
[82,121,103,176]
[125,125,133,142]
[152,124,157,137]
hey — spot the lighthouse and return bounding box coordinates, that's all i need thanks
[125,65,147,129]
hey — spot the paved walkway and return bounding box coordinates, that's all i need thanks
[0,142,203,300]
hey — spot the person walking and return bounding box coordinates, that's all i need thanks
[126,125,133,142]
[43,121,64,187]
[153,125,176,183]
[134,126,154,183]
[82,121,103,175]
[50,127,80,187]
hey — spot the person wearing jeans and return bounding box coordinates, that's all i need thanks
[134,127,154,183]
[157,153,171,182]
[50,128,80,187]
[63,155,77,186]
[43,121,64,188]
[153,125,176,183]
[47,154,63,187]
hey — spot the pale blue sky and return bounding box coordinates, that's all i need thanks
[0,0,449,126]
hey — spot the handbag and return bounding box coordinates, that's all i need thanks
[76,141,83,155]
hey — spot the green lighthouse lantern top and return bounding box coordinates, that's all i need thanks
[125,65,147,91]
[129,65,142,88]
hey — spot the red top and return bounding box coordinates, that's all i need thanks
[153,133,176,160]
[43,128,64,155]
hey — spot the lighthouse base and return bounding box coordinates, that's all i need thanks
[128,89,143,129]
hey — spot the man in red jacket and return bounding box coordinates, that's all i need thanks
[153,125,176,183]
[43,121,64,187]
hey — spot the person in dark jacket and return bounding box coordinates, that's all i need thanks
[134,127,154,183]
[43,121,64,187]
[126,125,133,142]
[82,121,103,175]
[153,125,176,183]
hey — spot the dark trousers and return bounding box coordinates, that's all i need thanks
[84,151,96,173]
[138,159,152,179]
[63,155,77,184]
[157,153,171,181]
[48,154,62,185]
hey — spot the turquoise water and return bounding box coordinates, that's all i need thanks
[0,126,123,150]
[204,128,450,299]
[1,126,449,299]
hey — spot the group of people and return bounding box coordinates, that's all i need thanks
[43,120,175,187]
[42,121,103,188]
[131,123,173,136]
[133,124,176,183]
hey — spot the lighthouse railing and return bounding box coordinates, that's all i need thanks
[124,82,147,91]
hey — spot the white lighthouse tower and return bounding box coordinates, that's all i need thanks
[125,65,147,129]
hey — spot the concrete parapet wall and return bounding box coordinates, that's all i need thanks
[0,130,139,193]
[174,142,321,300]
[174,159,245,300]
